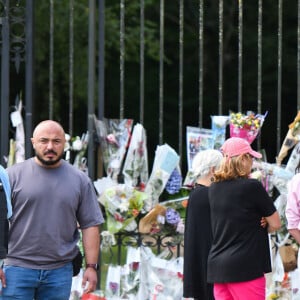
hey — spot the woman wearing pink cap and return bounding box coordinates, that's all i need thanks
[207,137,281,300]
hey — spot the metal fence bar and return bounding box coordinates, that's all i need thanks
[238,0,243,111]
[257,0,262,149]
[0,0,10,165]
[198,0,203,128]
[257,0,263,115]
[139,0,145,125]
[277,0,283,154]
[98,0,105,120]
[25,0,33,159]
[159,0,164,144]
[120,0,125,119]
[218,0,223,115]
[68,0,74,137]
[49,0,54,119]
[88,0,96,180]
[178,0,184,164]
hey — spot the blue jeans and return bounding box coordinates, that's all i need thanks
[0,263,73,300]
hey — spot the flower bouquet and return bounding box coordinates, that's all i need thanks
[94,117,134,181]
[67,133,89,173]
[138,247,184,300]
[122,123,149,188]
[120,247,141,298]
[285,141,300,175]
[211,115,230,150]
[105,265,121,299]
[230,111,267,144]
[143,144,180,211]
[163,167,182,195]
[138,203,185,236]
[99,184,148,234]
[277,111,300,165]
[9,99,25,165]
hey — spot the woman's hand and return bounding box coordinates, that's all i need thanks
[260,217,267,228]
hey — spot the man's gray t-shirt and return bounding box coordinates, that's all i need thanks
[6,158,104,269]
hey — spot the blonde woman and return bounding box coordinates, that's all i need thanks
[207,137,281,300]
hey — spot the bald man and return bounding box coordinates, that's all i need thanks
[0,120,104,300]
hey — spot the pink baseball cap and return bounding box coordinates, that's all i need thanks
[221,137,262,159]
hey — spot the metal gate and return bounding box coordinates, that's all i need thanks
[1,0,299,177]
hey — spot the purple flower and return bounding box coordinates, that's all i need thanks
[165,168,182,194]
[165,207,180,225]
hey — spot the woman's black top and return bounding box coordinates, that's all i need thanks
[183,184,214,300]
[207,178,276,283]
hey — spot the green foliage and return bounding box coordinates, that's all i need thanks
[14,1,299,166]
[105,0,161,62]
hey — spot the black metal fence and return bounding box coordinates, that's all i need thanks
[106,232,183,265]
[1,1,300,176]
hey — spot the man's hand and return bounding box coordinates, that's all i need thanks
[81,267,98,294]
[0,268,6,289]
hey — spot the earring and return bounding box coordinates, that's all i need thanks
[210,177,214,182]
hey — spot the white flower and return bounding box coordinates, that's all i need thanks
[64,134,71,151]
[72,136,83,151]
[65,133,71,141]
[119,201,129,213]
[157,214,165,225]
[176,219,185,234]
[212,115,230,127]
[250,170,262,180]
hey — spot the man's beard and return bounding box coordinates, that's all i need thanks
[35,151,64,166]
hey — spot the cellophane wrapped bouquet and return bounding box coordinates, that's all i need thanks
[120,247,141,299]
[230,111,267,144]
[105,265,122,299]
[277,111,300,165]
[105,247,141,300]
[138,247,184,300]
[211,115,230,149]
[138,202,186,236]
[122,123,149,188]
[143,144,180,212]
[94,117,133,181]
[99,184,148,234]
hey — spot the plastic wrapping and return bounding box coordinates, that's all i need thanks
[229,111,267,144]
[211,115,229,149]
[122,123,149,188]
[144,144,180,211]
[99,184,147,234]
[94,117,134,181]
